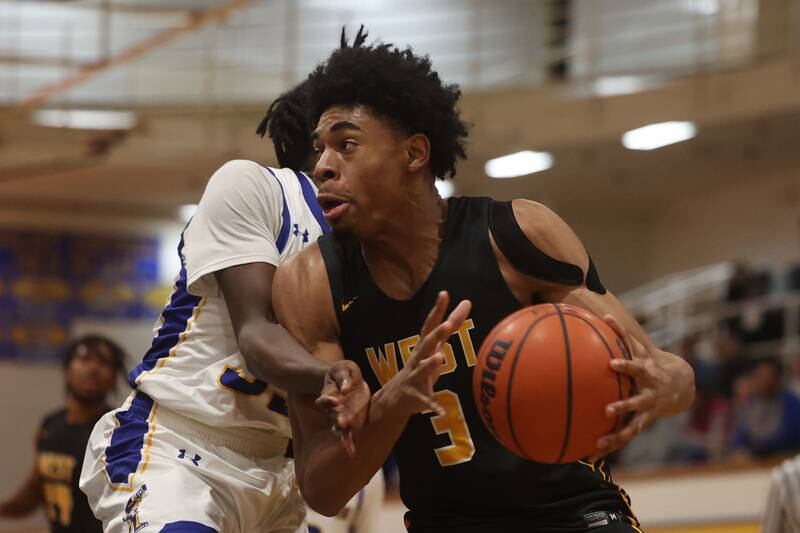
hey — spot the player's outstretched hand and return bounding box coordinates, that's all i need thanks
[316,360,370,456]
[591,315,678,459]
[379,291,472,418]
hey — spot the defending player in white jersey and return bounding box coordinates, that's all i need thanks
[80,81,367,532]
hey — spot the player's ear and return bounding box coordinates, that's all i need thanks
[405,133,430,173]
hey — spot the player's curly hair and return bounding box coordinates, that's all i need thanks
[63,334,126,374]
[305,26,469,179]
[256,80,313,170]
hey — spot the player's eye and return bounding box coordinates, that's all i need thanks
[341,140,357,152]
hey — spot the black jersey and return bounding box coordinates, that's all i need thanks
[36,409,103,533]
[319,196,638,530]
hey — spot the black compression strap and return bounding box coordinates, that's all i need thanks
[489,200,584,286]
[586,256,608,295]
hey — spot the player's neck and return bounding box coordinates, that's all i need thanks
[361,189,446,299]
[65,395,108,424]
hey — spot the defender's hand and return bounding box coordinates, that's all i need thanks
[316,360,370,456]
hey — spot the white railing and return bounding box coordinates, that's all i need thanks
[620,261,735,347]
[621,260,800,363]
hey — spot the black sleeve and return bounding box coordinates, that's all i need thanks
[488,200,607,294]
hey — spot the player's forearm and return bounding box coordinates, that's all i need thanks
[238,320,329,394]
[0,484,41,518]
[300,389,409,516]
[654,349,695,417]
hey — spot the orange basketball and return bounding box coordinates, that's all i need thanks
[472,303,634,464]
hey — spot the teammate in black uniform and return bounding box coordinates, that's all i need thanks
[274,30,695,532]
[0,335,124,533]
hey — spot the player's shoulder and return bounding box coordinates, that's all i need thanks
[508,199,578,246]
[212,158,267,177]
[274,242,331,306]
[273,241,337,331]
[275,241,326,286]
[205,159,281,193]
[490,198,587,274]
[40,408,68,433]
[510,199,562,228]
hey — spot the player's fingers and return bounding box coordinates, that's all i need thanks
[411,390,444,416]
[604,388,656,418]
[410,321,453,367]
[446,299,472,330]
[331,368,351,394]
[420,291,449,338]
[315,394,340,412]
[416,351,446,380]
[609,358,648,381]
[603,314,625,341]
[603,315,637,360]
[426,302,472,350]
[329,361,362,394]
[320,378,342,398]
[596,412,648,452]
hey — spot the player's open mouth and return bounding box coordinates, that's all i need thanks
[318,195,350,221]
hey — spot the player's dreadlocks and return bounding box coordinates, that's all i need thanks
[256,26,371,170]
[305,25,469,179]
[256,80,313,170]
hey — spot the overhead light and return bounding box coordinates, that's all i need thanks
[179,204,198,223]
[591,75,661,97]
[32,109,137,130]
[622,121,697,151]
[435,179,454,199]
[684,0,719,15]
[485,150,553,179]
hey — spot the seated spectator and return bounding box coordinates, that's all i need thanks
[787,262,800,337]
[716,333,750,398]
[678,383,734,463]
[680,333,718,390]
[730,357,800,459]
[787,261,800,292]
[730,268,785,344]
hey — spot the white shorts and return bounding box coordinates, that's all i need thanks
[80,391,307,533]
[305,470,385,533]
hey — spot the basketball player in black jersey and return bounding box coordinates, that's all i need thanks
[0,336,124,533]
[273,31,695,532]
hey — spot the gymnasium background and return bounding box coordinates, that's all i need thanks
[1,0,798,531]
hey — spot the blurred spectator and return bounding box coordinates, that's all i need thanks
[726,263,755,303]
[786,261,800,292]
[616,417,684,468]
[680,333,718,390]
[0,335,125,533]
[676,382,734,463]
[726,264,785,344]
[730,357,800,459]
[788,262,800,338]
[716,333,750,399]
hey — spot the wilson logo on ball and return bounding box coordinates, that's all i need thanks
[478,338,512,438]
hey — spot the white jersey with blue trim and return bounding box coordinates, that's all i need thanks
[129,160,328,436]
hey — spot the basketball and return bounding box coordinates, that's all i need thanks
[472,303,634,464]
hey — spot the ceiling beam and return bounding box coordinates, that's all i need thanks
[19,0,258,110]
[0,0,201,16]
[0,54,88,68]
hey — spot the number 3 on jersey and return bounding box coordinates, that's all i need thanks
[429,389,475,466]
[219,366,288,415]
